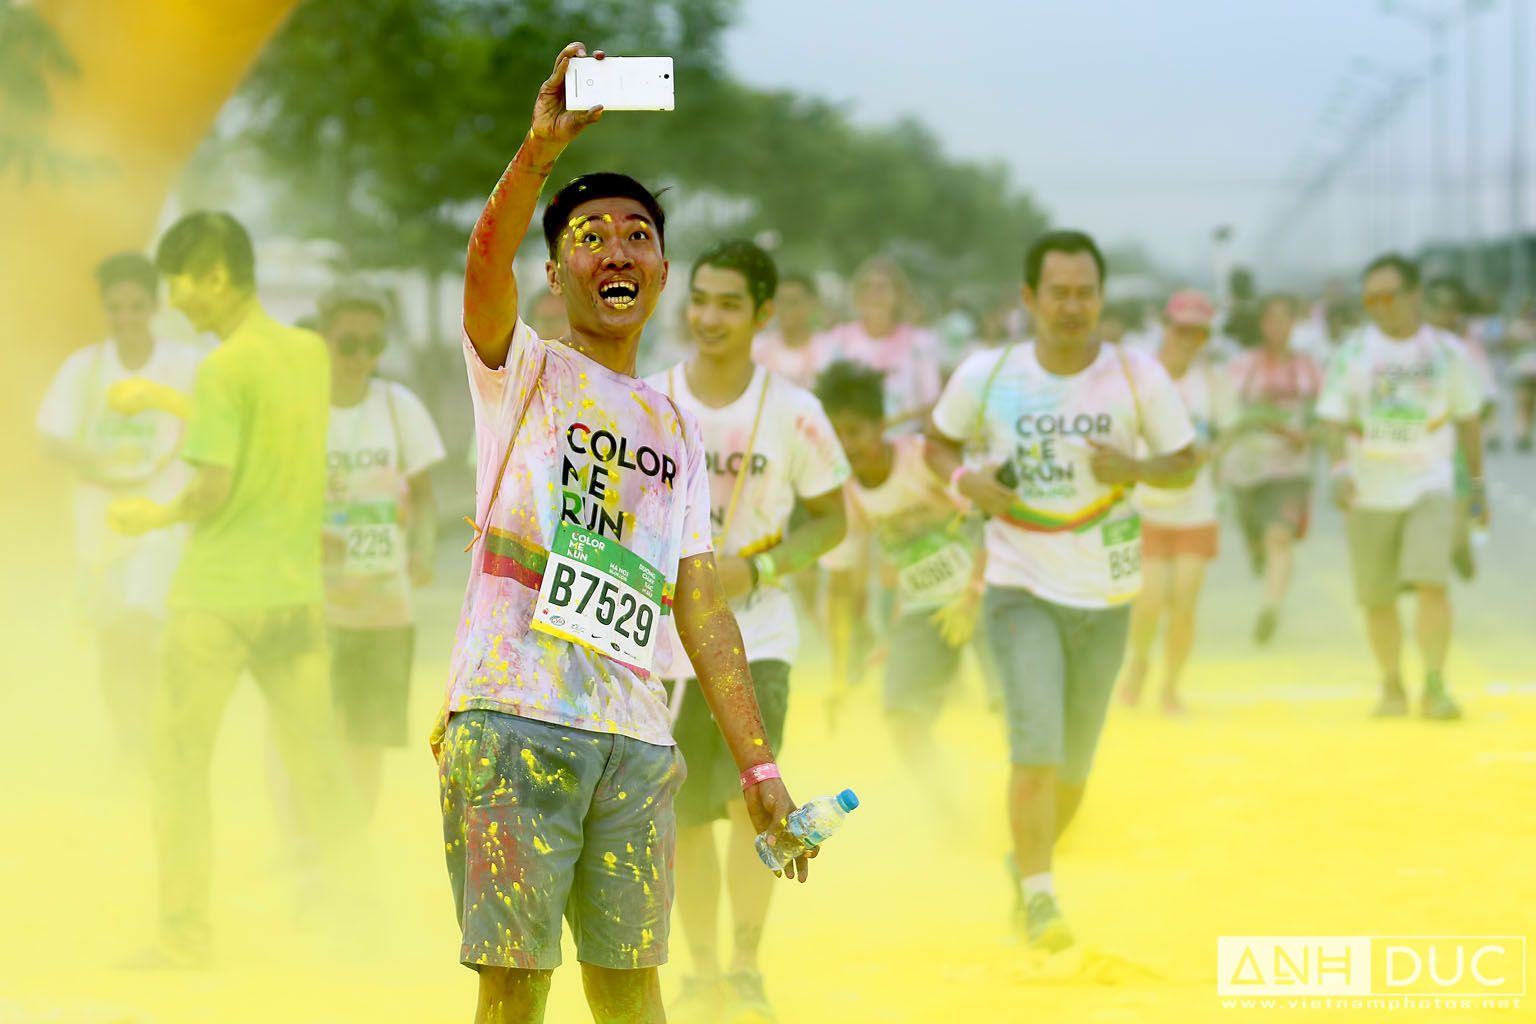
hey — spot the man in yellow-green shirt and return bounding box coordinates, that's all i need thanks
[109,211,357,967]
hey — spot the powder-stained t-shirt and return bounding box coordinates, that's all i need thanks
[751,329,827,390]
[645,363,849,671]
[1315,325,1482,511]
[822,434,976,612]
[814,321,943,431]
[931,341,1195,609]
[448,321,714,747]
[173,308,330,610]
[1223,348,1324,488]
[36,338,202,569]
[323,379,446,629]
[1134,355,1237,528]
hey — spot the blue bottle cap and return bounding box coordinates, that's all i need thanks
[836,788,859,812]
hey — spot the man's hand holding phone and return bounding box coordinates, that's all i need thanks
[531,43,606,148]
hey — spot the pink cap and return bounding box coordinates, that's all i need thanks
[1164,289,1216,328]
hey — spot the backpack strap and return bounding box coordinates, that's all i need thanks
[463,349,549,552]
[971,343,1015,451]
[1113,343,1144,441]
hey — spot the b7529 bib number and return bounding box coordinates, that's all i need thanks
[545,562,656,648]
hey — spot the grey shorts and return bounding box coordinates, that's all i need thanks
[1346,492,1456,607]
[1233,478,1313,548]
[667,660,789,828]
[883,609,999,716]
[438,710,685,971]
[984,586,1130,784]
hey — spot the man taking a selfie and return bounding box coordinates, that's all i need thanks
[436,42,812,1024]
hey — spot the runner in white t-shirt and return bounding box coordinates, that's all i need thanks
[815,360,990,757]
[751,272,826,389]
[315,283,446,821]
[815,257,943,433]
[645,240,848,1023]
[36,252,202,763]
[440,44,813,1024]
[1318,254,1487,722]
[1121,290,1236,715]
[926,231,1197,954]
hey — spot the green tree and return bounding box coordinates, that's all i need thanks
[231,0,1048,299]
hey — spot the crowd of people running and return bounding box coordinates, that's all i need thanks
[35,42,1531,1024]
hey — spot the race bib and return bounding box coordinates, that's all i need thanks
[895,534,974,611]
[1102,514,1142,591]
[531,521,665,675]
[1362,412,1430,459]
[332,501,403,576]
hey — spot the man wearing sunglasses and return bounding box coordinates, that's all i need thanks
[1318,254,1487,721]
[318,283,446,822]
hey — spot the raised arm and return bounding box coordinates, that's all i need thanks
[464,42,604,367]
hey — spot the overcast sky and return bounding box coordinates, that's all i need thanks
[721,0,1533,285]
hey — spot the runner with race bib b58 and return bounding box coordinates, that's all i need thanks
[924,230,1197,955]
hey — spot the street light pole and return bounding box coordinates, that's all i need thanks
[1466,0,1482,289]
[1510,0,1528,306]
[1380,2,1455,251]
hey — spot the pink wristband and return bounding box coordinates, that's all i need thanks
[740,762,781,790]
[949,465,968,489]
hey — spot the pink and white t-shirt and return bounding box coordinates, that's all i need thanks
[1223,349,1323,488]
[814,321,943,429]
[751,330,827,390]
[446,322,714,747]
[1134,355,1236,528]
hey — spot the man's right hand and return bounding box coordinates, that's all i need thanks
[530,42,606,147]
[743,776,814,883]
[958,466,1016,519]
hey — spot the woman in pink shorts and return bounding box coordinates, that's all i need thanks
[1121,290,1235,714]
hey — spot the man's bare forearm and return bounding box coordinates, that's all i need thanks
[1135,447,1199,489]
[756,496,844,578]
[1456,419,1484,480]
[171,465,234,526]
[676,556,775,772]
[923,431,964,483]
[463,133,567,365]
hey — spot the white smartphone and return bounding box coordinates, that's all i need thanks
[565,56,675,112]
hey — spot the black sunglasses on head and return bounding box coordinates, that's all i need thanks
[336,334,386,357]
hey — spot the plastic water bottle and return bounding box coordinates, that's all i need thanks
[755,789,860,871]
